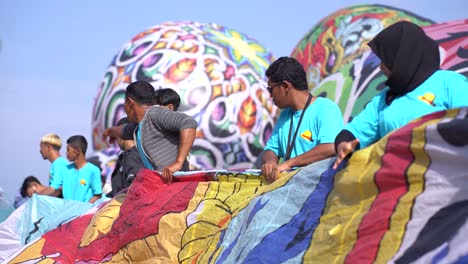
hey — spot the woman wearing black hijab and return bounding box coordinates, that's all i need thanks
[333,21,468,169]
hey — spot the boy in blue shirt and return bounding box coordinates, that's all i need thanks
[38,133,69,197]
[63,135,102,203]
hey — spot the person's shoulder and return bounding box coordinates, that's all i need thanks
[431,69,466,80]
[148,105,172,114]
[314,96,341,111]
[56,157,69,166]
[85,162,101,172]
[148,105,164,111]
[277,107,292,119]
[315,96,336,106]
[125,146,140,157]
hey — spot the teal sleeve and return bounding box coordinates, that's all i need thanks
[345,95,382,149]
[446,73,468,108]
[90,167,103,195]
[264,111,288,157]
[316,103,344,144]
[264,123,281,157]
[49,165,64,190]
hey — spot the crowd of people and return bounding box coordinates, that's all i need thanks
[15,21,468,207]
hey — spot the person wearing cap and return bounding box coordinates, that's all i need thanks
[103,82,197,184]
[107,117,144,197]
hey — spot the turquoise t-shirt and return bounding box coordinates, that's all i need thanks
[49,157,69,189]
[265,96,344,159]
[346,70,468,148]
[62,162,102,202]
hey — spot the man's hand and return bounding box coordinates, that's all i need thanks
[262,160,292,183]
[102,126,122,145]
[88,194,102,204]
[261,162,278,183]
[277,161,292,174]
[332,139,359,170]
[161,161,183,184]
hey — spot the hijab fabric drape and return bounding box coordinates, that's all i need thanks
[368,21,440,104]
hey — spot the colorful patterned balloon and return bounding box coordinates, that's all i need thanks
[310,19,468,123]
[291,4,435,89]
[92,21,277,170]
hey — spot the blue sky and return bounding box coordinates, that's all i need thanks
[0,0,466,202]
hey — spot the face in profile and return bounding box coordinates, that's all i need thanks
[267,79,287,109]
[26,184,38,197]
[39,143,48,160]
[66,144,80,162]
[124,97,138,123]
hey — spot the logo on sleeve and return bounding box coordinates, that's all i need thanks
[418,92,435,106]
[301,130,314,141]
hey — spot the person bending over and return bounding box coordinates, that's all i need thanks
[103,82,197,183]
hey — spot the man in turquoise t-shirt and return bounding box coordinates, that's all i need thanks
[63,135,102,203]
[38,133,69,197]
[261,57,344,182]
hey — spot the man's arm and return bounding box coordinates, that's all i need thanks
[88,165,103,203]
[161,127,196,183]
[262,149,279,165]
[38,186,62,197]
[88,194,101,204]
[261,150,280,183]
[102,124,137,144]
[278,143,335,171]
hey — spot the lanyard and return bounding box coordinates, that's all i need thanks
[285,93,313,161]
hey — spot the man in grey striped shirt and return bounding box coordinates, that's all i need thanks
[103,81,197,183]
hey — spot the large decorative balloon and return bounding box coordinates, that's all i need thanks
[310,19,468,123]
[92,21,277,170]
[291,4,435,89]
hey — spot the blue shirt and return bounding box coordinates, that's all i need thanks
[49,157,69,189]
[346,70,468,148]
[62,162,102,202]
[265,97,344,159]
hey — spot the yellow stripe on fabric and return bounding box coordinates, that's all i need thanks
[80,194,125,247]
[375,109,459,263]
[8,238,54,264]
[179,170,299,264]
[304,136,389,263]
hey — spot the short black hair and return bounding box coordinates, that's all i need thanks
[265,57,308,91]
[67,135,88,155]
[125,81,157,105]
[20,176,41,198]
[154,88,181,110]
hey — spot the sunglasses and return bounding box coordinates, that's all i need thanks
[267,81,284,94]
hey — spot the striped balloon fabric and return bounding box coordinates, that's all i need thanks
[2,108,468,263]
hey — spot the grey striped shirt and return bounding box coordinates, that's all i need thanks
[127,106,197,171]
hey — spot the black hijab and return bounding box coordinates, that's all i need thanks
[368,21,440,104]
